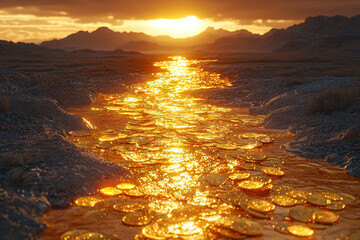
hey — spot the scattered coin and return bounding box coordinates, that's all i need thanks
[74,196,103,207]
[238,180,264,190]
[261,167,285,177]
[270,195,297,207]
[247,199,275,213]
[312,210,338,224]
[287,225,314,237]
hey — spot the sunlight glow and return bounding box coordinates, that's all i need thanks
[148,16,203,38]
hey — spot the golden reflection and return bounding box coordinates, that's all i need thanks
[62,56,358,240]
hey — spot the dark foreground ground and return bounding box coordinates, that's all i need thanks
[0,43,359,239]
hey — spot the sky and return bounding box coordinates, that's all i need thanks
[0,0,359,43]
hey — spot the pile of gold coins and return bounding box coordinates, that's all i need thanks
[59,57,358,240]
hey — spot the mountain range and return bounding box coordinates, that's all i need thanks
[40,15,360,54]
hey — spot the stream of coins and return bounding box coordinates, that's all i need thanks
[41,57,360,240]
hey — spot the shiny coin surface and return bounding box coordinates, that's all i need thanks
[99,187,122,196]
[232,219,263,236]
[247,199,275,213]
[116,183,136,190]
[289,205,319,223]
[312,210,338,224]
[261,167,285,177]
[307,193,331,206]
[270,195,297,207]
[74,196,103,207]
[228,172,251,181]
[238,180,264,190]
[325,201,346,211]
[287,225,314,237]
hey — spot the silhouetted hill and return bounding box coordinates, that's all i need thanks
[41,27,153,51]
[206,15,360,53]
[40,26,258,52]
[39,15,360,54]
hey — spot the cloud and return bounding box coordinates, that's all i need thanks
[1,0,359,22]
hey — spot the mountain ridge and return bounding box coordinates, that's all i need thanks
[39,14,360,53]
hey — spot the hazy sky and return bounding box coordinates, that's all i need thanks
[1,0,359,42]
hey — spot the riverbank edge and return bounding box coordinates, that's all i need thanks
[196,59,360,178]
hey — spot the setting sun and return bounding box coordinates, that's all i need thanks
[148,16,205,38]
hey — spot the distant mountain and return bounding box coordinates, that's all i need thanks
[40,15,360,54]
[40,26,258,53]
[41,27,153,51]
[206,15,360,53]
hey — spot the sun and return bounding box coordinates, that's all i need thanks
[147,16,206,38]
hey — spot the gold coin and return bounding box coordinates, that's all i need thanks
[273,221,291,234]
[307,193,331,206]
[321,192,343,201]
[113,201,146,212]
[237,163,257,171]
[68,130,92,137]
[74,196,103,207]
[247,199,275,213]
[326,201,346,211]
[99,187,122,196]
[122,211,153,226]
[124,188,146,197]
[287,225,314,237]
[60,230,89,240]
[286,189,310,201]
[259,136,274,144]
[273,185,293,195]
[270,195,297,207]
[250,175,272,185]
[238,180,264,190]
[312,210,338,224]
[289,205,318,223]
[76,232,110,240]
[232,219,263,236]
[116,183,136,190]
[338,192,356,204]
[242,206,271,219]
[245,153,266,161]
[228,172,251,181]
[261,167,284,177]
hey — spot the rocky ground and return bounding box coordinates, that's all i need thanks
[0,43,164,239]
[196,52,360,177]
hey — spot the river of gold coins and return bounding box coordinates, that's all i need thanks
[45,57,359,240]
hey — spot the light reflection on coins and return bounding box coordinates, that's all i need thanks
[62,57,358,240]
[74,196,103,207]
[287,225,314,237]
[247,199,275,213]
[238,180,264,190]
[270,195,297,207]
